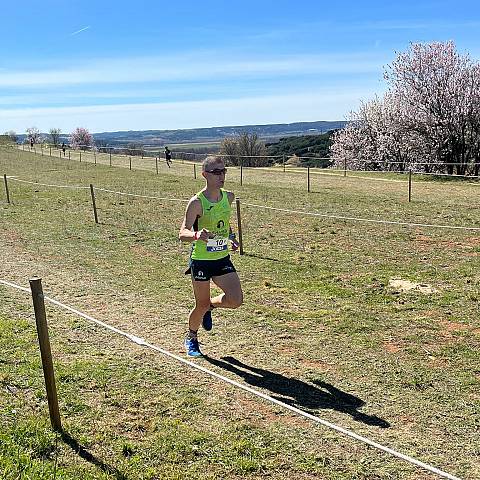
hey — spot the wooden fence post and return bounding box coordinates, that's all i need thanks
[408,169,412,202]
[49,146,52,156]
[194,164,197,179]
[94,152,97,165]
[109,149,112,167]
[235,198,244,256]
[307,167,310,192]
[129,156,132,170]
[343,158,347,177]
[29,277,62,432]
[240,160,243,186]
[90,184,99,224]
[156,156,159,174]
[79,151,82,162]
[3,174,10,204]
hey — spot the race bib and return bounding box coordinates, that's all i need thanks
[206,238,228,252]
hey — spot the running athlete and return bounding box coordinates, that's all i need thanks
[179,156,243,357]
[164,146,172,168]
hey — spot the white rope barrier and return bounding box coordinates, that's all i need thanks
[243,203,480,232]
[9,178,90,190]
[410,171,480,180]
[275,167,409,183]
[94,187,189,203]
[0,279,463,480]
[6,175,478,231]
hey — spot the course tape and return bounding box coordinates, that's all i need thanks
[9,178,90,190]
[6,176,478,231]
[243,203,480,232]
[94,187,189,203]
[0,279,463,480]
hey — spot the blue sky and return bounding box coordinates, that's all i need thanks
[1,0,479,133]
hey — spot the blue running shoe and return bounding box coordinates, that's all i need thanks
[202,308,213,331]
[184,336,203,357]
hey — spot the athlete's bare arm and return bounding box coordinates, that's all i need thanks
[179,196,212,242]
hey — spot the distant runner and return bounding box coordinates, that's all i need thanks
[179,156,242,357]
[164,146,172,168]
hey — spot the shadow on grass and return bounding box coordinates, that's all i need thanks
[61,431,127,480]
[204,356,390,429]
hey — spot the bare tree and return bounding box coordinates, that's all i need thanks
[220,137,239,165]
[49,128,62,147]
[220,133,268,166]
[26,127,41,145]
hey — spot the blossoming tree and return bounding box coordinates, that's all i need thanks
[70,127,94,151]
[331,42,480,176]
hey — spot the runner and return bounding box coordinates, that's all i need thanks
[179,156,243,357]
[164,146,172,168]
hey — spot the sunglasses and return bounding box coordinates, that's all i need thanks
[206,168,227,175]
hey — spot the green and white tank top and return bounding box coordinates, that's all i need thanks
[191,189,231,260]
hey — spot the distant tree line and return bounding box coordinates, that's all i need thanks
[217,132,334,167]
[266,133,333,167]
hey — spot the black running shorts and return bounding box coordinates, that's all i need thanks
[185,255,236,282]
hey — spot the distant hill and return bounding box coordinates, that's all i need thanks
[91,121,346,146]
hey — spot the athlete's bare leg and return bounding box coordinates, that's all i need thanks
[189,280,211,331]
[210,272,243,309]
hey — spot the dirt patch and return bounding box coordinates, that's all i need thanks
[382,341,401,353]
[415,234,480,252]
[388,278,439,294]
[442,320,469,333]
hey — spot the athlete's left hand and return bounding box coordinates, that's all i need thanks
[230,239,240,252]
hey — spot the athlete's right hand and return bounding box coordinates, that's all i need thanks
[195,228,213,242]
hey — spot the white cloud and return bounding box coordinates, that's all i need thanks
[0,91,375,133]
[0,52,385,88]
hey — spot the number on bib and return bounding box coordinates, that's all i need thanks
[206,238,228,252]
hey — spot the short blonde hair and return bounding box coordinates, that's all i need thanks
[202,155,224,172]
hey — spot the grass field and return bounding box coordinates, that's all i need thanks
[1,146,479,479]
